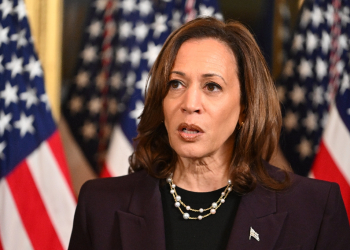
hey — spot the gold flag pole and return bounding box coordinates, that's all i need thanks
[24,0,63,122]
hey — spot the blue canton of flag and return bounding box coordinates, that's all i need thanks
[0,0,55,177]
[337,74,350,136]
[335,3,350,133]
[278,0,350,176]
[62,0,223,176]
[334,0,350,142]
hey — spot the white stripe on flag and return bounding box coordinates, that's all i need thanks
[323,104,350,185]
[26,141,76,249]
[106,125,133,177]
[0,179,34,250]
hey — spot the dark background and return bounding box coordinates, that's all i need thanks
[61,0,301,88]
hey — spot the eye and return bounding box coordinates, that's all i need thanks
[168,80,184,89]
[205,82,222,92]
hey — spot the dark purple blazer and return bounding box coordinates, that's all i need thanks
[68,167,350,250]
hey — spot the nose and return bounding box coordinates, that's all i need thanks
[181,85,202,114]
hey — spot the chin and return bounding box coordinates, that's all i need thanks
[174,146,209,160]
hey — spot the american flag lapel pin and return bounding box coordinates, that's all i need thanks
[249,227,260,241]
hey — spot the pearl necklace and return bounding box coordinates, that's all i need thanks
[166,175,233,220]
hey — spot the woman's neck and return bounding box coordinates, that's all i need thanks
[172,157,230,192]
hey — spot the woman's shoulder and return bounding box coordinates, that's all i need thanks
[287,173,340,206]
[264,162,341,205]
[288,169,339,199]
[82,170,148,191]
[267,164,344,215]
[290,171,336,191]
[77,170,153,207]
[266,161,337,192]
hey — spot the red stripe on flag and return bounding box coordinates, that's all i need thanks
[100,163,112,178]
[47,131,75,198]
[6,160,64,250]
[312,141,350,220]
[0,233,3,250]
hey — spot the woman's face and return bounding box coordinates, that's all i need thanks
[163,38,243,161]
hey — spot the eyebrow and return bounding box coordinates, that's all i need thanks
[170,71,185,76]
[170,71,227,85]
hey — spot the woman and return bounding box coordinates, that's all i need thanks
[68,17,350,250]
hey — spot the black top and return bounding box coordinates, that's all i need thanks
[160,182,241,250]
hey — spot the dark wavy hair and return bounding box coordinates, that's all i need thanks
[129,17,289,194]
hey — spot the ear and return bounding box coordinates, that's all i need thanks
[238,105,246,124]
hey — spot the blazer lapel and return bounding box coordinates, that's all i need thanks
[226,184,287,250]
[117,172,166,250]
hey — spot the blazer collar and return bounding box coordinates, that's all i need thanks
[117,171,166,250]
[226,183,287,250]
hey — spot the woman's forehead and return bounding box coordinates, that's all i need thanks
[170,38,237,76]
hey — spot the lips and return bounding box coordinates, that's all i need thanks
[177,123,204,141]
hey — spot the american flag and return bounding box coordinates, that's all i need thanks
[310,0,350,220]
[278,0,350,176]
[0,0,76,249]
[278,0,350,218]
[62,0,223,177]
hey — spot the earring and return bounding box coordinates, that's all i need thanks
[238,121,244,130]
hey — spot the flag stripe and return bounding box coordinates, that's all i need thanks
[26,139,76,249]
[100,163,112,178]
[47,131,76,197]
[105,125,133,177]
[312,141,350,219]
[323,105,350,184]
[0,180,34,250]
[6,160,64,250]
